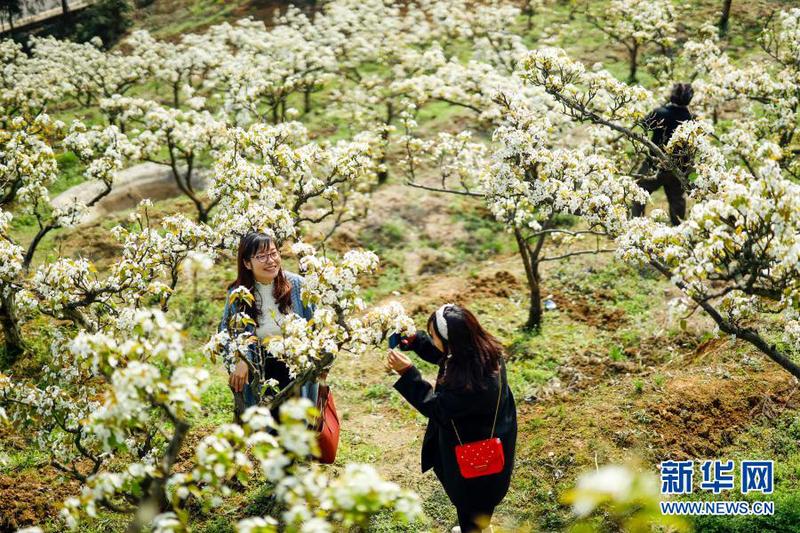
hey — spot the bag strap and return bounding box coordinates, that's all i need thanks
[314,384,330,431]
[451,364,504,446]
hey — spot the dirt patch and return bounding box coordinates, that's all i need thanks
[357,184,468,248]
[324,228,362,254]
[404,276,472,317]
[235,0,315,27]
[173,427,217,475]
[529,331,710,399]
[643,370,799,459]
[551,291,627,331]
[416,249,456,276]
[399,258,523,317]
[0,468,80,531]
[469,270,520,299]
[54,225,124,266]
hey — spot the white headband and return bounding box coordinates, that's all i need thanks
[435,303,454,341]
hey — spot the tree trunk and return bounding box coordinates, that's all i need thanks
[266,350,334,414]
[377,138,389,184]
[377,102,394,184]
[125,419,189,533]
[526,263,542,331]
[303,87,312,115]
[23,223,55,272]
[0,292,25,368]
[525,2,534,31]
[628,44,638,84]
[718,0,733,37]
[514,228,545,331]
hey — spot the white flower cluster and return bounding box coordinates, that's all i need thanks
[1,114,61,212]
[522,47,655,122]
[346,301,418,352]
[64,121,140,184]
[0,210,23,285]
[208,121,380,246]
[296,246,379,310]
[679,10,800,176]
[166,400,420,533]
[596,0,677,49]
[486,103,648,236]
[614,116,800,357]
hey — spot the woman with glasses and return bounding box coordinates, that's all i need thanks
[218,231,318,422]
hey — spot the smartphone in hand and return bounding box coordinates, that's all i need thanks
[388,332,401,349]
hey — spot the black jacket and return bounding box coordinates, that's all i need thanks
[393,331,517,509]
[643,103,694,147]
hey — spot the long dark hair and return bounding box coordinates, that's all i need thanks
[226,232,293,324]
[428,304,504,392]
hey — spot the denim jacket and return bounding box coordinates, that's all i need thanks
[218,271,318,406]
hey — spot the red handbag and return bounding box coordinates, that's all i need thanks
[451,372,505,479]
[314,383,340,464]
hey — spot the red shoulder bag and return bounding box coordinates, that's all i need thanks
[451,372,505,479]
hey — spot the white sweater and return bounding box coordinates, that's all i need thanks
[254,281,287,338]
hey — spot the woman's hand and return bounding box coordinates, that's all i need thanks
[398,333,416,351]
[230,359,249,392]
[387,349,413,375]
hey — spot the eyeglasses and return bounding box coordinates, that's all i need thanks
[252,250,281,264]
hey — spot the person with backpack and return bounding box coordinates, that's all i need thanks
[631,83,695,226]
[386,304,517,533]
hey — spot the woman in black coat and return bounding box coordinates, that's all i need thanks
[386,304,517,533]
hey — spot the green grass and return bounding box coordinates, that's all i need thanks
[361,262,407,303]
[136,0,251,39]
[451,200,516,261]
[52,151,88,195]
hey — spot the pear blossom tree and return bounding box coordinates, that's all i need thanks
[208,120,382,243]
[1,300,419,532]
[0,41,71,125]
[400,95,647,331]
[125,29,229,110]
[97,96,230,223]
[584,0,678,83]
[0,115,138,365]
[28,36,150,110]
[320,0,531,183]
[521,37,800,379]
[399,52,649,331]
[680,10,800,179]
[205,15,336,125]
[318,0,444,184]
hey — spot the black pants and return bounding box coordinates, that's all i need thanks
[456,504,494,532]
[262,354,293,422]
[631,163,686,226]
[236,352,294,423]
